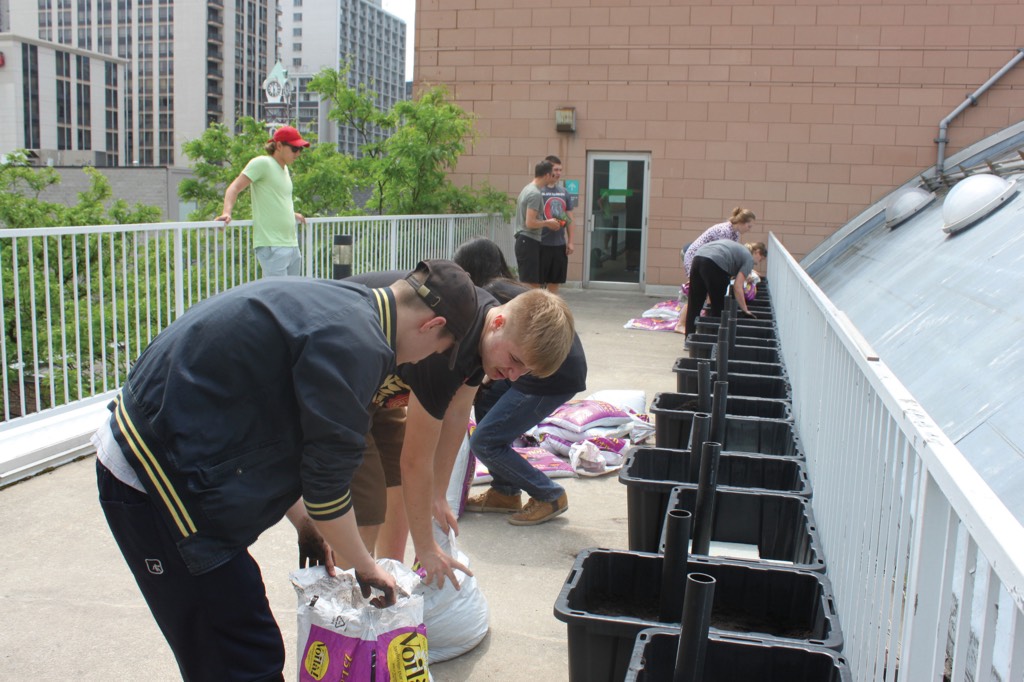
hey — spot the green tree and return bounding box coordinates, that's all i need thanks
[0,153,161,228]
[178,74,512,220]
[291,141,359,218]
[306,70,512,217]
[0,154,68,229]
[372,88,477,216]
[1,152,162,418]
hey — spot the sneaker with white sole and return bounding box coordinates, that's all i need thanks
[465,488,523,513]
[508,492,568,526]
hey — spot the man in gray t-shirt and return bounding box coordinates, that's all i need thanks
[536,155,575,293]
[514,159,562,288]
[683,239,760,339]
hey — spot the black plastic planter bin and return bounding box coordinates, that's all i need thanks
[652,399,800,457]
[621,447,812,553]
[690,305,774,323]
[673,355,787,379]
[553,549,843,682]
[657,486,825,571]
[624,628,852,681]
[620,449,811,553]
[654,391,790,421]
[688,340,781,364]
[674,366,789,399]
[621,447,812,552]
[696,318,778,341]
[621,446,811,496]
[691,331,777,349]
[698,311,774,326]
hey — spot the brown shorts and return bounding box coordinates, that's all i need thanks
[350,405,407,526]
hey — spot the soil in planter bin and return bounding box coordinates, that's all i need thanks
[586,588,661,621]
[711,604,814,640]
[585,589,815,640]
[680,399,699,411]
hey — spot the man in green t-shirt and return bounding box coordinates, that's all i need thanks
[216,126,309,277]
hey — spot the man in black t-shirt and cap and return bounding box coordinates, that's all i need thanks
[93,260,478,682]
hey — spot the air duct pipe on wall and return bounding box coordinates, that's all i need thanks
[935,48,1024,176]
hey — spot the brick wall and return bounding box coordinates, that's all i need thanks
[416,0,1024,286]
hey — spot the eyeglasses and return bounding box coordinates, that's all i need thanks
[285,143,304,154]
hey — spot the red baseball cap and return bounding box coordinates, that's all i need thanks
[270,125,310,148]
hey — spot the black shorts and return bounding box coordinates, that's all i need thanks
[538,244,568,285]
[515,234,542,283]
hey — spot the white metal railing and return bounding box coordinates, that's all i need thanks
[768,233,1024,681]
[0,213,510,424]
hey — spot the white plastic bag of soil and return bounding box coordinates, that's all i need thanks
[446,431,475,517]
[291,559,431,681]
[415,523,490,664]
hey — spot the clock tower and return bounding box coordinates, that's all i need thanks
[262,61,294,131]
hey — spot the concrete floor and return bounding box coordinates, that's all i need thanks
[0,287,683,682]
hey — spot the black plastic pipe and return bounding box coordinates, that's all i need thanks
[659,509,693,623]
[691,441,722,555]
[708,380,728,447]
[687,412,711,482]
[674,572,716,682]
[696,360,712,413]
[716,334,730,387]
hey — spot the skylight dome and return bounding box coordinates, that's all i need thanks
[884,187,935,229]
[942,173,1017,235]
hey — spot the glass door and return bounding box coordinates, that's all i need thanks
[584,153,650,288]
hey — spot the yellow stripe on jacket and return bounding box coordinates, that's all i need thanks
[114,398,198,537]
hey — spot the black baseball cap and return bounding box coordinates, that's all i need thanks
[405,260,479,369]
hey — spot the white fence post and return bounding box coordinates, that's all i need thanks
[173,226,185,320]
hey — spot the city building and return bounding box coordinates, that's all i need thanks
[279,0,406,156]
[5,0,277,166]
[0,32,127,167]
[414,0,1024,290]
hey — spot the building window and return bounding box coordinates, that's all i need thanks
[56,51,72,150]
[293,12,301,21]
[103,61,118,164]
[293,27,301,36]
[22,44,41,149]
[76,55,92,150]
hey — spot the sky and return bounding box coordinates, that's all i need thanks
[380,0,416,81]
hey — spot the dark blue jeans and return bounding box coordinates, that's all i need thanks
[472,379,573,502]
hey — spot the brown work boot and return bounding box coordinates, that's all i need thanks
[465,488,523,513]
[508,492,568,526]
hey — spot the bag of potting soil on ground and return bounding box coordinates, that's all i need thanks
[291,560,430,681]
[414,525,490,664]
